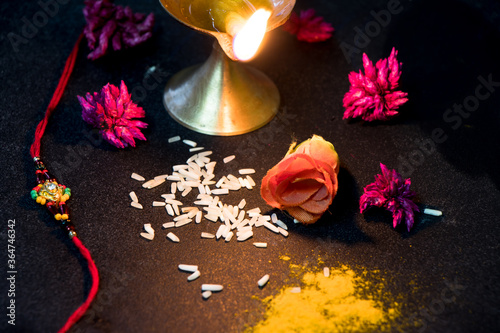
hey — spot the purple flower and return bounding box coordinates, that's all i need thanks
[360,163,419,231]
[83,0,154,60]
[282,9,334,42]
[78,81,147,148]
[343,48,408,122]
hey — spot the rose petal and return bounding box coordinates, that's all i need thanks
[277,178,323,207]
[286,206,322,224]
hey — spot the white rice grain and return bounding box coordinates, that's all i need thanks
[181,187,192,197]
[238,199,246,209]
[264,221,279,233]
[423,208,443,216]
[271,213,278,223]
[201,284,223,292]
[167,232,180,242]
[323,267,330,278]
[144,223,154,235]
[246,175,256,187]
[173,204,180,216]
[140,232,154,241]
[153,201,166,207]
[223,155,235,163]
[225,231,234,242]
[211,188,229,195]
[253,242,267,248]
[201,232,215,239]
[178,264,198,272]
[168,136,181,143]
[276,220,288,230]
[237,230,253,242]
[238,168,255,175]
[166,204,175,216]
[293,218,300,224]
[131,173,145,181]
[161,194,175,200]
[202,290,212,299]
[175,219,192,227]
[129,191,138,203]
[258,274,270,287]
[183,139,197,147]
[162,222,175,229]
[189,147,204,152]
[131,202,143,209]
[278,227,289,237]
[195,211,202,223]
[188,270,201,281]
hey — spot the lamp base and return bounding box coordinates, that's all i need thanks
[163,43,280,136]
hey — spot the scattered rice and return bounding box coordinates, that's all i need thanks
[178,264,198,272]
[201,232,215,239]
[188,270,201,281]
[323,267,330,278]
[258,274,270,287]
[201,284,223,292]
[253,242,267,248]
[263,221,279,233]
[173,204,180,215]
[246,176,256,187]
[168,136,181,143]
[202,291,212,299]
[144,223,154,235]
[183,139,197,147]
[167,232,180,243]
[238,168,255,175]
[182,187,192,197]
[131,202,143,209]
[278,227,289,237]
[163,222,175,229]
[195,211,202,223]
[423,208,443,216]
[211,188,229,195]
[175,219,192,228]
[153,201,166,207]
[166,204,175,216]
[189,147,204,152]
[225,231,234,242]
[237,230,253,242]
[131,173,145,181]
[129,191,138,203]
[140,232,154,241]
[238,199,246,209]
[271,213,278,223]
[223,155,235,163]
[275,220,288,230]
[171,182,177,194]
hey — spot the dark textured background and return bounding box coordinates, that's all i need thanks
[1,0,500,332]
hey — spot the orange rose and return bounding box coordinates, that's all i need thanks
[260,135,340,224]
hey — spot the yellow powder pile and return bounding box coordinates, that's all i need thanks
[249,265,400,333]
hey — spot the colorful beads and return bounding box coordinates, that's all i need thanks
[32,157,73,234]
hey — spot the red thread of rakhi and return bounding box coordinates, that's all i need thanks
[29,32,99,333]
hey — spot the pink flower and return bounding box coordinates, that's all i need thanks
[343,48,408,122]
[78,81,147,148]
[83,0,154,60]
[360,163,419,231]
[282,9,334,42]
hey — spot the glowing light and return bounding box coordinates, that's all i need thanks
[233,9,271,61]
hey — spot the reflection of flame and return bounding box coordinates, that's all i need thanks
[233,9,271,61]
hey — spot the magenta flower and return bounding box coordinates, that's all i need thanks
[282,9,334,42]
[83,0,154,60]
[360,163,419,231]
[343,48,408,122]
[78,81,147,148]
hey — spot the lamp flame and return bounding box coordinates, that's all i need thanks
[233,9,271,61]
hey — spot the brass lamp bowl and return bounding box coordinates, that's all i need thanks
[159,0,295,136]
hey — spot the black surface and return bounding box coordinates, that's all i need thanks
[1,0,500,332]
